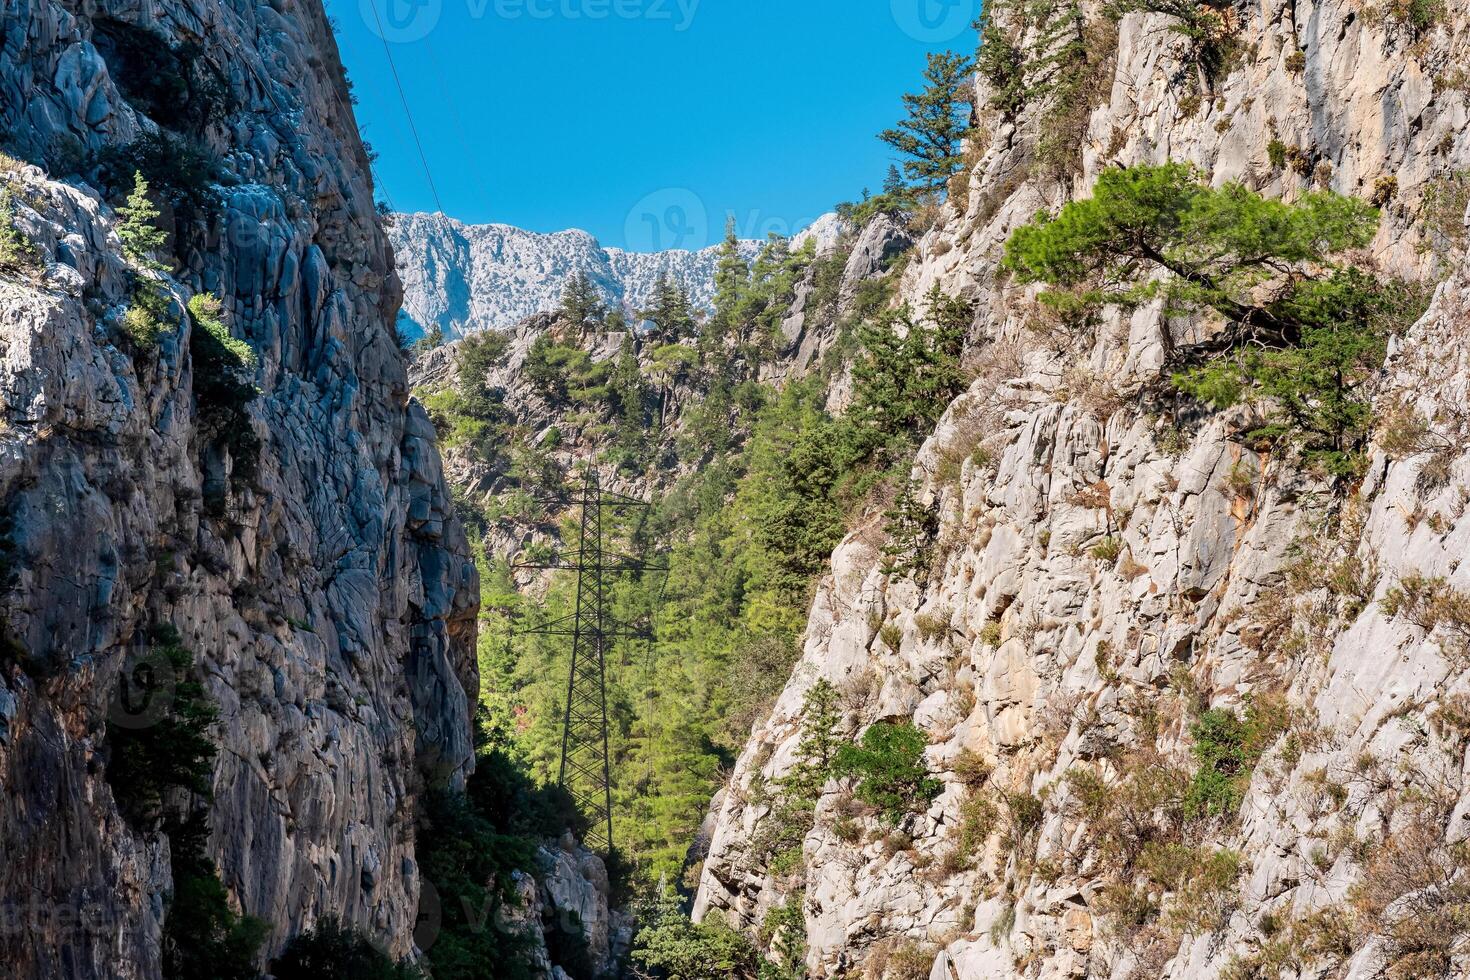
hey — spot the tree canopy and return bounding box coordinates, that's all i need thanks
[560,269,606,330]
[1005,162,1426,475]
[879,50,976,193]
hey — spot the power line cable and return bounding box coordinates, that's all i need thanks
[422,33,489,220]
[367,159,436,329]
[364,0,447,217]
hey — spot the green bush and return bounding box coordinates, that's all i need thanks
[1184,697,1288,817]
[758,896,807,980]
[1267,138,1289,170]
[272,916,423,980]
[189,294,256,411]
[419,332,512,467]
[413,714,588,980]
[188,293,261,490]
[415,790,540,980]
[1378,0,1446,39]
[0,185,35,273]
[834,722,940,825]
[121,278,175,349]
[850,285,971,442]
[524,334,612,405]
[631,895,760,980]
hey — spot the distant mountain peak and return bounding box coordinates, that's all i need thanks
[390,211,843,341]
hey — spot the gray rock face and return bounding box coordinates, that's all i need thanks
[0,2,476,977]
[839,212,912,313]
[696,2,1470,977]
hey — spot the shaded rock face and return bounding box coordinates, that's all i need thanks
[697,2,1470,977]
[0,1,477,977]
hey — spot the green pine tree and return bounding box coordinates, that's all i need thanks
[116,171,168,266]
[643,273,696,342]
[710,217,750,343]
[782,679,843,797]
[559,269,605,332]
[975,10,1027,121]
[1003,162,1425,473]
[882,164,906,196]
[878,51,975,193]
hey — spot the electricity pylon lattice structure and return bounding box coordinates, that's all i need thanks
[514,469,662,852]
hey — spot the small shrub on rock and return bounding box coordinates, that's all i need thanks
[1184,695,1289,818]
[0,185,36,274]
[834,722,940,825]
[120,279,174,349]
[631,895,760,980]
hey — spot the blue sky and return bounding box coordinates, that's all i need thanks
[324,0,981,250]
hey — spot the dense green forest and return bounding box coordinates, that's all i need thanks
[435,219,976,891]
[407,4,1441,973]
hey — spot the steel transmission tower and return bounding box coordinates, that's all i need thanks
[515,469,661,851]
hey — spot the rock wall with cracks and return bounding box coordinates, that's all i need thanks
[0,1,478,976]
[696,1,1470,977]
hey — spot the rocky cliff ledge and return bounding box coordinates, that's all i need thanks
[0,1,477,975]
[696,1,1470,977]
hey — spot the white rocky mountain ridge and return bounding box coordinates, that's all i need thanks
[390,210,845,340]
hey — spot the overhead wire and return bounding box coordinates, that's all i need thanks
[363,0,448,217]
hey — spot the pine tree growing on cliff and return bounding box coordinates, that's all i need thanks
[643,273,697,342]
[709,217,750,343]
[1003,162,1427,474]
[559,268,605,334]
[879,50,975,193]
[117,170,168,267]
[781,679,843,798]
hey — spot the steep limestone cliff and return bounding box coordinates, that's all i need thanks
[0,1,477,975]
[696,2,1470,978]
